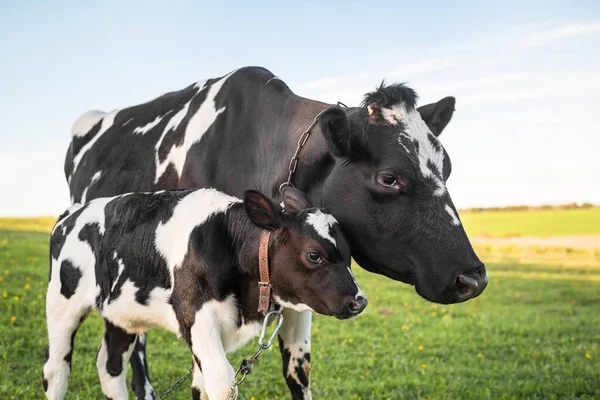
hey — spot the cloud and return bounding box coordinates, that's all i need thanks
[522,22,600,47]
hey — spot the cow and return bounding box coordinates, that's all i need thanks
[65,66,488,400]
[43,186,367,400]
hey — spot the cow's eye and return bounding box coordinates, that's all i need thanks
[376,172,404,191]
[306,252,323,264]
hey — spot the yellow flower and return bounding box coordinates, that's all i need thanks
[477,353,483,358]
[431,304,437,309]
[2,292,7,298]
[0,276,4,281]
[418,345,424,351]
[4,270,8,275]
[37,294,43,299]
[403,301,408,307]
[251,397,256,400]
[13,296,19,302]
[401,325,410,332]
[26,276,31,281]
[421,364,426,369]
[10,316,16,322]
[585,352,591,359]
[24,284,30,290]
[348,338,353,343]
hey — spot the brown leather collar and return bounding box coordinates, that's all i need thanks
[257,230,272,315]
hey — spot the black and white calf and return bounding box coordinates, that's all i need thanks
[43,187,366,400]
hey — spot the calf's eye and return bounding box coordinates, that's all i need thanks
[306,252,323,264]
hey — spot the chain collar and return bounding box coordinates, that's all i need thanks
[279,102,347,194]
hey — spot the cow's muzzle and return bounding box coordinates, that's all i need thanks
[455,268,488,302]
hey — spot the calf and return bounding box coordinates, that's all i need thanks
[43,187,367,400]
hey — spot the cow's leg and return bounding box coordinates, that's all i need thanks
[191,356,208,400]
[129,333,156,400]
[42,287,89,400]
[96,319,137,400]
[278,309,313,400]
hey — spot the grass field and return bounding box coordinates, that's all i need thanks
[1,214,599,399]
[461,208,600,237]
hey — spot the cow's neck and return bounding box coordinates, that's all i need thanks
[276,98,335,206]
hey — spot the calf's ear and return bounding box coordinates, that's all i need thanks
[416,96,455,137]
[319,106,368,159]
[282,187,312,213]
[244,190,282,230]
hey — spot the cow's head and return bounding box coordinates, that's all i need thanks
[316,83,487,304]
[244,188,367,319]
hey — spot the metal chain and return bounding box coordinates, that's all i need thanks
[279,102,347,194]
[225,307,285,399]
[156,366,193,400]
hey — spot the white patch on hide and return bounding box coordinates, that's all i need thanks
[72,109,119,173]
[101,280,178,334]
[133,112,172,135]
[384,104,447,197]
[155,71,236,183]
[154,188,240,272]
[80,170,103,204]
[445,204,461,226]
[305,210,338,247]
[71,110,107,137]
[274,295,314,312]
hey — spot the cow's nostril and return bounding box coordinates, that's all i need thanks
[456,274,478,301]
[349,301,360,311]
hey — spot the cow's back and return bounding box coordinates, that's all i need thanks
[65,67,288,203]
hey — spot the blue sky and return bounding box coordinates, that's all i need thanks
[1,1,599,216]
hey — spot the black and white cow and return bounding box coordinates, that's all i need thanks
[43,187,366,400]
[65,66,487,399]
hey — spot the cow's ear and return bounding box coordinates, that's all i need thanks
[244,190,282,230]
[319,107,367,159]
[416,96,455,137]
[282,187,312,213]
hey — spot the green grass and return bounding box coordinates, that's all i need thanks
[1,223,599,399]
[461,208,600,237]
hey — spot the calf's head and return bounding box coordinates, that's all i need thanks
[244,188,367,320]
[316,83,487,304]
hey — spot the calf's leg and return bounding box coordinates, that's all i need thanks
[129,333,156,400]
[191,356,208,400]
[96,320,137,400]
[188,307,236,400]
[278,309,313,400]
[43,290,89,400]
